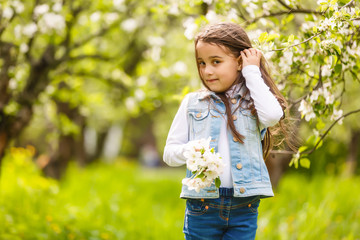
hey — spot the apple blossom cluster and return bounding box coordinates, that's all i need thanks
[299,81,343,124]
[182,137,225,193]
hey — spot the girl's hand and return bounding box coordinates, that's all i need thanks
[239,48,262,69]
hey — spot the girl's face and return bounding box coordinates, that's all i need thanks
[196,40,240,93]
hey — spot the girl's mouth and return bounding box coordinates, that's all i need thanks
[206,79,218,83]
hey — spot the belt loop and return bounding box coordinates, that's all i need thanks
[219,188,234,197]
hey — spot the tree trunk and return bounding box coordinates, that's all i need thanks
[0,131,9,175]
[265,152,292,188]
[121,113,159,165]
[43,91,86,179]
[342,130,360,177]
[87,130,109,164]
[0,44,57,175]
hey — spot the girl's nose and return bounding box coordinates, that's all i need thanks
[204,66,214,75]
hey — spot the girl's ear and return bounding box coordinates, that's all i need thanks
[237,56,242,71]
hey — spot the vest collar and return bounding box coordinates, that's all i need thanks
[196,85,251,101]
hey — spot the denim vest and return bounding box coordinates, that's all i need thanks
[180,91,274,199]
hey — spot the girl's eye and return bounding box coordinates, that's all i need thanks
[198,61,205,66]
[213,60,221,64]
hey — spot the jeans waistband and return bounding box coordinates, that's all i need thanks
[219,188,234,197]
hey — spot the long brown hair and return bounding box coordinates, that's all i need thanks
[194,22,293,159]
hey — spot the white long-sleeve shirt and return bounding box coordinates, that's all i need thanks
[163,65,283,187]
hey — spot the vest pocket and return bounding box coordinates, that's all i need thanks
[188,109,210,136]
[238,109,257,132]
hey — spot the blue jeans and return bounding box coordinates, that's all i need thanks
[183,188,260,240]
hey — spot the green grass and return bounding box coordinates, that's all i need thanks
[0,147,359,239]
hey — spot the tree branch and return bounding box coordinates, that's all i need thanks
[70,70,128,91]
[304,108,360,155]
[272,32,322,51]
[70,19,121,51]
[246,8,323,25]
[67,54,113,61]
[277,0,293,10]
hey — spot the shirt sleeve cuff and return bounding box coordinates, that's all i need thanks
[241,65,261,77]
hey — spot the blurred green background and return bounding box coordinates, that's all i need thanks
[1,0,360,239]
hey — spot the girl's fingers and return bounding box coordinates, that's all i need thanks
[243,49,251,56]
[240,50,246,58]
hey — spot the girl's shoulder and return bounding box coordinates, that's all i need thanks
[186,89,214,101]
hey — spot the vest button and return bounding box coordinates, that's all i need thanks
[240,187,246,194]
[233,136,238,142]
[231,98,237,104]
[236,163,243,170]
[232,115,237,121]
[196,113,202,118]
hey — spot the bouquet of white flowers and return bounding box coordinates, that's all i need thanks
[182,137,225,193]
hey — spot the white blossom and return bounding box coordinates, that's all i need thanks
[22,23,38,38]
[279,50,293,73]
[20,43,29,53]
[52,2,62,12]
[319,39,334,51]
[172,61,188,75]
[301,21,316,32]
[34,4,49,18]
[121,18,138,32]
[168,3,180,15]
[243,0,258,18]
[147,36,165,47]
[14,25,22,39]
[309,90,320,103]
[322,88,334,105]
[149,46,161,62]
[318,17,336,31]
[90,11,101,22]
[322,64,332,77]
[105,12,119,25]
[159,67,171,77]
[226,8,238,21]
[183,17,198,40]
[298,99,316,121]
[182,137,225,192]
[136,76,148,86]
[205,10,220,23]
[317,0,327,5]
[262,2,271,15]
[125,97,136,111]
[113,0,126,11]
[8,78,18,90]
[331,109,343,124]
[3,6,14,19]
[11,0,24,14]
[38,13,65,33]
[134,89,145,101]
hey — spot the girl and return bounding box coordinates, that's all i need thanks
[163,22,287,240]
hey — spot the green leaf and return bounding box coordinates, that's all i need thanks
[306,135,317,146]
[313,26,318,33]
[300,158,311,168]
[315,137,323,149]
[215,177,221,188]
[267,33,280,42]
[197,172,205,179]
[331,55,338,69]
[334,64,342,74]
[316,119,326,130]
[298,146,308,153]
[258,32,268,43]
[333,44,341,55]
[288,34,295,43]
